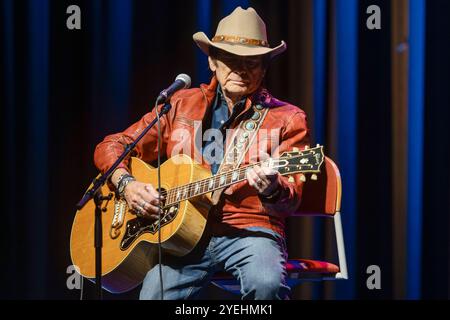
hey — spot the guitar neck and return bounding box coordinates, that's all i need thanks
[164,161,270,207]
[162,145,324,207]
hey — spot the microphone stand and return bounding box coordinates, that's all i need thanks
[76,102,172,300]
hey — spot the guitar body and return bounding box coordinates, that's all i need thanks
[70,155,213,293]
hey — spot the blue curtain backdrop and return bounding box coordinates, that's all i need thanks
[1,0,448,299]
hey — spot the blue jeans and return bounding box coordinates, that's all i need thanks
[139,225,290,300]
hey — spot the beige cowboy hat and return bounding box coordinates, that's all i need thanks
[193,6,287,58]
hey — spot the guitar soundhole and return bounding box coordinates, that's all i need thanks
[120,203,180,251]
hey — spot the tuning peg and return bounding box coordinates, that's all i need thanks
[316,144,320,148]
[304,146,309,150]
[292,147,299,152]
[287,176,295,183]
[299,174,306,182]
[311,174,318,181]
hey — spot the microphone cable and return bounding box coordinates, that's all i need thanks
[153,74,190,300]
[155,100,164,300]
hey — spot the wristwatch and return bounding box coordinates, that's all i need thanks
[117,173,136,198]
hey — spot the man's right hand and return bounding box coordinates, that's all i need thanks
[123,181,164,220]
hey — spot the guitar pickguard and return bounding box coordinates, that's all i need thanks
[120,204,180,251]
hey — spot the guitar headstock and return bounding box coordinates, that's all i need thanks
[269,145,325,181]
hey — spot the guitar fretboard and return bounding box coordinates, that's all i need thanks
[164,162,266,207]
[160,146,324,207]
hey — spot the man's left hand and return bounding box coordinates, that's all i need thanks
[246,165,281,196]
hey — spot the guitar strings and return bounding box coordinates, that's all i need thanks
[144,151,318,230]
[150,165,304,226]
[149,160,314,228]
[159,160,266,203]
[161,162,308,205]
[161,159,310,206]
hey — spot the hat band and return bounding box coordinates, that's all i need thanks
[212,35,269,47]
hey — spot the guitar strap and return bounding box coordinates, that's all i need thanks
[211,103,270,205]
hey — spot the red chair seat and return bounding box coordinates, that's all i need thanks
[211,259,339,295]
[286,259,340,274]
[213,258,339,280]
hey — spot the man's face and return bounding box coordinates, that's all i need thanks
[208,49,265,99]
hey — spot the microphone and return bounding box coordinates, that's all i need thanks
[156,74,191,104]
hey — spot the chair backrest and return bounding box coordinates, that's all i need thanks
[295,156,342,216]
[211,157,348,293]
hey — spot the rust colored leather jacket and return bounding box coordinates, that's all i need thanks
[94,77,310,237]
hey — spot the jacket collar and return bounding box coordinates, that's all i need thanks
[200,76,284,113]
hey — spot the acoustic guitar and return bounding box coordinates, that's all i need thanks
[70,146,324,293]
